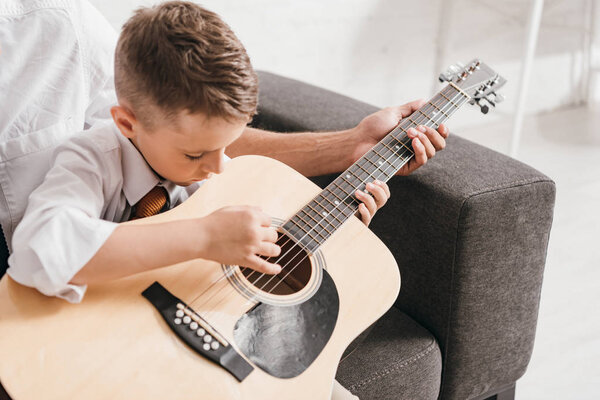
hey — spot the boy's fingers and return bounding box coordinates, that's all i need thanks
[374,180,391,198]
[417,125,446,151]
[412,138,428,166]
[262,227,279,243]
[358,203,371,225]
[366,182,388,207]
[438,123,450,139]
[356,190,377,217]
[248,256,281,275]
[247,208,271,227]
[257,241,281,258]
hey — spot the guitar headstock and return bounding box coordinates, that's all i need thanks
[439,59,507,114]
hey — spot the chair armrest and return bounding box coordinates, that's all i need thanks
[252,71,556,399]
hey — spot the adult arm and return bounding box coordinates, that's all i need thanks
[226,101,448,177]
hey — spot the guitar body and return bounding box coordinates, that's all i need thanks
[0,155,400,400]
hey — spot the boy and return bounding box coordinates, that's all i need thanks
[6,2,447,398]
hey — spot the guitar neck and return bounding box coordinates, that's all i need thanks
[282,83,471,253]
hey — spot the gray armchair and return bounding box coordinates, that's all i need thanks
[251,71,555,400]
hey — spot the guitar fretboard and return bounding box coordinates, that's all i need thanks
[282,83,470,253]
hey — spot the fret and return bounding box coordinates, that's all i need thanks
[332,178,354,197]
[362,156,395,180]
[317,195,347,223]
[284,219,318,250]
[429,102,449,117]
[416,109,437,126]
[329,182,352,206]
[339,174,356,191]
[286,218,306,238]
[448,82,470,101]
[283,82,472,253]
[353,161,371,178]
[288,216,316,244]
[346,168,363,183]
[370,146,390,161]
[304,205,335,236]
[439,90,459,108]
[308,201,341,232]
[387,135,413,155]
[297,210,328,240]
[281,221,315,253]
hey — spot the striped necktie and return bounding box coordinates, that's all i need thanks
[130,186,169,220]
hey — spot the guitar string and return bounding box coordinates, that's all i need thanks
[194,87,466,323]
[243,88,468,301]
[193,87,467,322]
[190,87,467,322]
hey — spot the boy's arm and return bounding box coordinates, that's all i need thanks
[8,139,281,303]
[226,101,448,177]
[7,139,120,303]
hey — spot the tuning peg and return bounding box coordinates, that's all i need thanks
[494,93,506,103]
[439,62,465,82]
[472,98,490,114]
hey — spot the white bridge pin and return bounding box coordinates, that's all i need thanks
[182,316,191,324]
[196,328,206,337]
[203,343,210,351]
[174,318,182,325]
[203,335,212,343]
[211,341,220,350]
[175,310,184,318]
[190,321,199,330]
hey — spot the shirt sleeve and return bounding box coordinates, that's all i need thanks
[78,0,118,128]
[7,136,118,303]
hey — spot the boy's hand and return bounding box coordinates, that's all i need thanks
[355,180,390,226]
[200,206,282,275]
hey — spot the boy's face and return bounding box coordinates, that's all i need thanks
[117,108,247,186]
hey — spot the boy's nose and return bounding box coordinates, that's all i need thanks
[206,153,225,174]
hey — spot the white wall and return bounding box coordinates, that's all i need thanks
[90,0,592,131]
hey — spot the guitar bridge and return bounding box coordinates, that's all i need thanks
[142,282,254,382]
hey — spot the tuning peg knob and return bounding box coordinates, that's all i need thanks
[494,93,506,103]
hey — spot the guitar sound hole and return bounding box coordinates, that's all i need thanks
[240,232,312,295]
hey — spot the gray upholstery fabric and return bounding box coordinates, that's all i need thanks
[336,307,442,400]
[253,71,555,399]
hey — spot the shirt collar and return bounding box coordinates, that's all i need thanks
[114,127,161,206]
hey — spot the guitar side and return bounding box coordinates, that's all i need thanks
[0,155,400,399]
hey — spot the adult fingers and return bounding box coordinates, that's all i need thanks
[388,99,427,121]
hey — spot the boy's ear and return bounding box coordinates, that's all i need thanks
[111,105,138,139]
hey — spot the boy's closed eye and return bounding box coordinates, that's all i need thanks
[185,154,204,161]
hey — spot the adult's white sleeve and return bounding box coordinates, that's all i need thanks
[7,138,118,303]
[78,0,118,128]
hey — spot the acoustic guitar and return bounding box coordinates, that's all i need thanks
[0,60,505,399]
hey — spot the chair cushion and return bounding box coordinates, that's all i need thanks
[336,307,441,400]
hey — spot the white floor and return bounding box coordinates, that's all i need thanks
[456,106,600,400]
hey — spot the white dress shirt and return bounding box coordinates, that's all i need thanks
[7,122,209,303]
[0,0,117,249]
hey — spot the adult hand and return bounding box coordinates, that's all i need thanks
[349,100,449,176]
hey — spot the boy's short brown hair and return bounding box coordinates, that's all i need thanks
[115,1,258,126]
